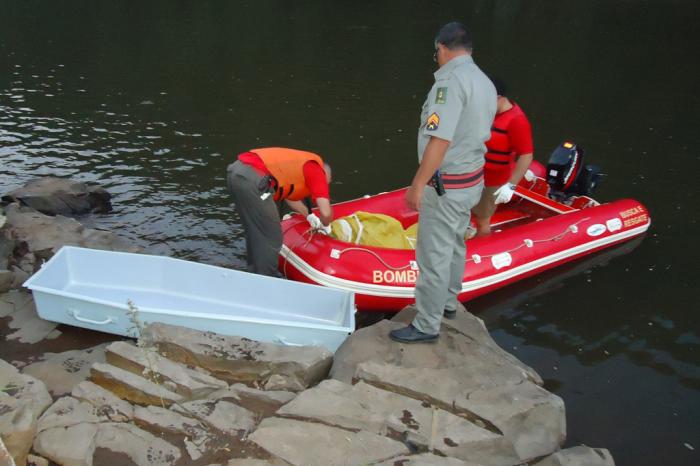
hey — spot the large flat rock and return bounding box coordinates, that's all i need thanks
[2,178,112,217]
[133,405,215,462]
[372,453,478,465]
[0,292,60,344]
[171,399,256,436]
[22,343,110,396]
[276,379,516,465]
[0,438,16,466]
[0,360,51,466]
[141,323,333,391]
[2,203,139,257]
[71,381,134,422]
[531,446,615,466]
[329,306,564,463]
[249,417,410,466]
[90,362,184,407]
[105,341,227,399]
[207,384,296,417]
[94,422,181,466]
[33,422,98,466]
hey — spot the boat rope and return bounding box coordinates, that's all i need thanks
[464,217,591,263]
[282,216,591,276]
[334,247,413,271]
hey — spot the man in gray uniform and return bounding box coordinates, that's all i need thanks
[390,22,496,343]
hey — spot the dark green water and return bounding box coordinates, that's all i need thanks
[1,1,698,464]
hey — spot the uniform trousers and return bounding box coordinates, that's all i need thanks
[226,161,282,276]
[412,182,483,335]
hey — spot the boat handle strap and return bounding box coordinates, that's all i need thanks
[68,309,115,325]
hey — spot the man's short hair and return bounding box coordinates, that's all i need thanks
[435,22,473,51]
[489,77,507,97]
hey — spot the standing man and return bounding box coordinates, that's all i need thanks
[227,147,332,277]
[390,22,496,343]
[471,77,534,237]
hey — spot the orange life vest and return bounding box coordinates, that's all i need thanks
[252,147,324,201]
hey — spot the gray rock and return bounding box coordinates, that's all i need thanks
[105,341,227,399]
[22,344,110,396]
[249,417,410,466]
[276,379,516,465]
[2,203,139,258]
[71,381,134,422]
[393,305,542,385]
[355,360,565,463]
[372,453,477,465]
[133,405,214,461]
[33,423,98,466]
[207,384,296,417]
[531,446,615,466]
[25,455,47,466]
[90,362,184,407]
[141,323,333,391]
[93,422,181,466]
[0,437,16,466]
[329,305,565,464]
[0,271,13,294]
[2,178,112,216]
[331,305,539,386]
[1,292,60,344]
[223,461,290,466]
[0,401,33,466]
[0,291,33,319]
[36,397,107,433]
[171,399,256,436]
[0,358,53,417]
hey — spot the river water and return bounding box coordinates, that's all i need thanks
[1,1,698,464]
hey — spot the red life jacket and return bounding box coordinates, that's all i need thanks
[485,103,527,167]
[252,147,324,201]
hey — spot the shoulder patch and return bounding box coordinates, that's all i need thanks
[435,87,448,104]
[426,112,440,131]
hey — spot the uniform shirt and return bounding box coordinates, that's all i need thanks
[417,55,497,174]
[237,152,329,201]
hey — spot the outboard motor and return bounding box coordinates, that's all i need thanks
[546,141,603,200]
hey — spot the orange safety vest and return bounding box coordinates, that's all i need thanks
[252,147,324,201]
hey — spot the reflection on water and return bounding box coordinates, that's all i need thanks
[1,1,699,465]
[473,238,699,391]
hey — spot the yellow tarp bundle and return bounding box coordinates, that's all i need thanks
[329,211,418,249]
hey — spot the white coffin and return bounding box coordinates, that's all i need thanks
[23,246,355,352]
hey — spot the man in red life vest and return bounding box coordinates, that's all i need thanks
[226,148,333,276]
[471,78,534,236]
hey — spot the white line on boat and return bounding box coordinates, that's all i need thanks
[279,221,651,298]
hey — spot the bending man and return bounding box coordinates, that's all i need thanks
[472,77,534,236]
[390,22,496,343]
[227,147,332,276]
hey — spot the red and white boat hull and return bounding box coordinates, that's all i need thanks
[279,183,650,311]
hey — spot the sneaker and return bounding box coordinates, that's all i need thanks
[443,308,457,320]
[389,324,439,344]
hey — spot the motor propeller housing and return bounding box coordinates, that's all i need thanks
[546,141,603,199]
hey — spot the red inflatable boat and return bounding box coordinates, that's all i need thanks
[278,152,651,311]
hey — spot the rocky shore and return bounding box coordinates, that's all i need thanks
[1,178,616,465]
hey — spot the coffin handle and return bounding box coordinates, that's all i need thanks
[68,309,115,325]
[274,335,306,347]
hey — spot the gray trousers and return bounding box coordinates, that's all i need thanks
[226,161,282,276]
[412,183,483,335]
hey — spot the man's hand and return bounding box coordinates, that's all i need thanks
[306,213,332,234]
[306,213,323,230]
[405,184,425,211]
[493,183,516,204]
